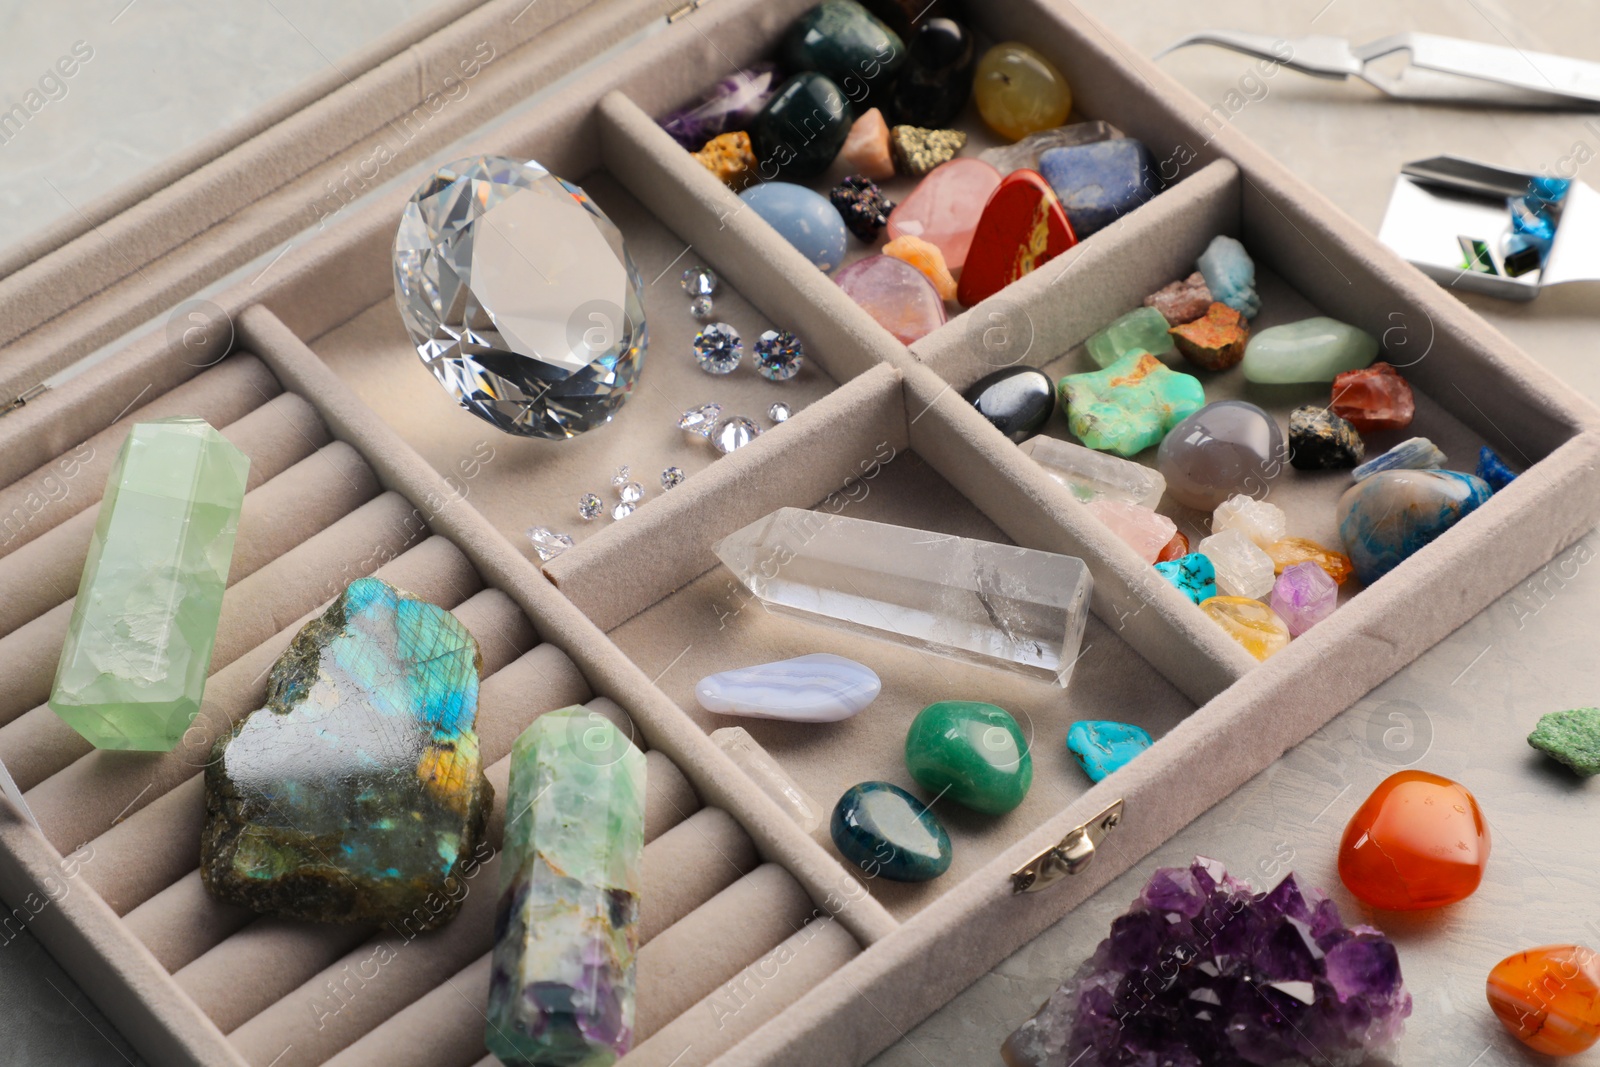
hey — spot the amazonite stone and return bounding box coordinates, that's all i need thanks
[1085,306,1175,367]
[831,782,952,881]
[904,701,1032,814]
[740,181,849,272]
[1242,317,1378,384]
[1066,720,1152,782]
[1337,469,1491,584]
[1060,353,1205,457]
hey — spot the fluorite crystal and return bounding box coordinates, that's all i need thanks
[201,578,490,926]
[885,157,1002,271]
[1153,552,1216,604]
[1270,562,1338,636]
[1338,770,1489,910]
[904,700,1032,814]
[957,169,1077,307]
[883,234,957,301]
[1170,302,1250,372]
[1061,354,1206,458]
[1196,529,1276,599]
[1242,317,1378,384]
[891,18,975,128]
[779,0,906,110]
[1065,720,1151,782]
[1266,537,1353,585]
[740,181,848,272]
[1084,306,1175,368]
[840,107,895,180]
[1039,139,1157,238]
[712,726,824,833]
[1001,858,1413,1067]
[1156,401,1284,511]
[1337,469,1490,584]
[835,254,947,343]
[716,507,1093,686]
[750,72,852,181]
[1477,446,1518,491]
[50,418,249,752]
[394,157,646,439]
[1212,494,1286,548]
[659,63,779,149]
[694,653,881,723]
[831,782,951,882]
[1196,235,1260,319]
[890,125,967,177]
[1019,435,1167,508]
[974,42,1071,141]
[1487,945,1600,1055]
[1351,436,1446,481]
[1288,405,1364,471]
[1086,498,1177,564]
[1144,271,1212,325]
[978,121,1121,175]
[1330,361,1414,432]
[963,367,1057,442]
[829,175,895,242]
[1202,595,1290,660]
[487,707,645,1067]
[1527,707,1600,776]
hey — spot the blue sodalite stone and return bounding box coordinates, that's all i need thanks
[1477,446,1518,491]
[831,781,951,882]
[1154,552,1217,605]
[1197,234,1261,318]
[1038,138,1156,238]
[1337,469,1492,585]
[740,181,849,272]
[1066,720,1153,782]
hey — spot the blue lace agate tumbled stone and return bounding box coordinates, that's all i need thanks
[1038,138,1156,238]
[1066,720,1153,782]
[831,781,951,882]
[1337,469,1491,584]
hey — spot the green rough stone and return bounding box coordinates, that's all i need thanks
[780,0,906,108]
[49,417,249,752]
[1085,306,1176,368]
[904,700,1032,815]
[1528,707,1600,776]
[488,707,646,1066]
[201,577,491,929]
[1241,316,1378,384]
[1061,352,1206,457]
[751,72,853,181]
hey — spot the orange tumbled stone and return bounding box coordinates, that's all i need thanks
[1156,530,1189,563]
[1338,770,1489,910]
[1266,536,1354,585]
[1486,945,1600,1055]
[883,235,958,302]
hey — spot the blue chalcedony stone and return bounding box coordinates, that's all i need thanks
[740,181,850,273]
[831,781,952,882]
[1066,720,1153,782]
[1337,469,1492,585]
[1154,552,1217,605]
[1038,138,1156,238]
[1477,446,1518,491]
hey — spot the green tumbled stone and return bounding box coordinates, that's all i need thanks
[780,0,906,109]
[1061,352,1206,457]
[1086,306,1176,367]
[1241,316,1378,384]
[50,417,248,751]
[1528,707,1600,776]
[904,700,1032,814]
[201,577,491,929]
[751,72,853,181]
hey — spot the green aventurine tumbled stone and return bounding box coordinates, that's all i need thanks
[904,701,1032,814]
[780,0,906,108]
[49,417,248,751]
[1241,316,1378,384]
[1061,352,1206,457]
[1528,707,1600,776]
[488,707,647,1067]
[1085,306,1176,367]
[201,578,491,929]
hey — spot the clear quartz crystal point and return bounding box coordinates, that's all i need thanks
[715,508,1093,687]
[394,156,646,439]
[1019,435,1166,509]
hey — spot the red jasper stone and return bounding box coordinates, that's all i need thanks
[956,170,1077,308]
[1331,361,1415,433]
[1156,530,1189,562]
[1338,770,1490,911]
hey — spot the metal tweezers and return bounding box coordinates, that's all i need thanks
[1158,30,1600,108]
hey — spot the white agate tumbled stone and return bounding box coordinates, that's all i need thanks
[695,653,881,723]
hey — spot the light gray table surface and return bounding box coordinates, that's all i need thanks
[3,1,1599,1065]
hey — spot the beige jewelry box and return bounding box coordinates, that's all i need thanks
[3,1,1599,1065]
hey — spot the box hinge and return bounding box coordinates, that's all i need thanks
[1011,799,1123,894]
[0,383,49,419]
[667,0,712,23]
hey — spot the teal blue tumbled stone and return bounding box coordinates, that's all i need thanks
[1242,317,1379,384]
[1337,469,1491,585]
[750,72,853,181]
[1153,552,1216,605]
[780,0,906,109]
[1066,720,1153,782]
[739,181,850,272]
[831,781,952,882]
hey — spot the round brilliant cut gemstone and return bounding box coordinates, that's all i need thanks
[681,266,718,297]
[694,323,743,375]
[610,465,631,490]
[678,403,723,437]
[712,415,760,454]
[611,501,635,520]
[690,296,715,320]
[661,466,686,490]
[753,330,804,381]
[768,402,792,423]
[619,482,644,505]
[394,156,646,440]
[577,493,603,521]
[526,526,575,562]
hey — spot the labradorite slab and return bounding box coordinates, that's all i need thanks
[1336,469,1491,585]
[831,781,951,882]
[751,72,853,181]
[201,577,490,929]
[904,701,1032,814]
[780,0,905,109]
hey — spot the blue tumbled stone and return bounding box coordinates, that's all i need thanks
[739,181,849,273]
[1476,446,1518,491]
[1197,234,1261,319]
[1066,720,1153,782]
[1154,552,1217,605]
[830,781,952,882]
[1038,138,1156,238]
[1337,469,1492,585]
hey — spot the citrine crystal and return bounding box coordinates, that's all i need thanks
[49,417,249,752]
[487,707,646,1067]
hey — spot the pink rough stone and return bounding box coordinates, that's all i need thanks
[841,108,895,181]
[835,255,947,344]
[885,157,1002,271]
[1145,271,1213,325]
[1085,498,1178,564]
[1270,561,1337,636]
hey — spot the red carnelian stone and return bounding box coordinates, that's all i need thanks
[1486,944,1600,1055]
[1338,769,1489,910]
[1156,530,1189,562]
[956,170,1077,308]
[1330,361,1415,433]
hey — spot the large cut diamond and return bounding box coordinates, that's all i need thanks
[394,156,647,439]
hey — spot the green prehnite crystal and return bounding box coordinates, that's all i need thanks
[1085,306,1175,367]
[49,417,249,751]
[1528,707,1600,776]
[487,707,647,1067]
[201,577,490,929]
[1060,353,1205,457]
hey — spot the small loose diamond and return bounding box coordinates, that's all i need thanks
[526,526,575,562]
[619,481,644,504]
[753,330,804,381]
[681,266,718,297]
[694,323,743,375]
[690,296,714,320]
[678,402,723,437]
[661,466,685,490]
[768,402,792,424]
[612,501,636,520]
[610,465,631,490]
[713,415,761,454]
[578,493,603,521]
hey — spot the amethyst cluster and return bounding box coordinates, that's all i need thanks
[1003,857,1411,1067]
[659,63,780,149]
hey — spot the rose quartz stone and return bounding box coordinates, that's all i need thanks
[835,255,947,344]
[841,108,895,181]
[1086,498,1178,564]
[885,157,1002,271]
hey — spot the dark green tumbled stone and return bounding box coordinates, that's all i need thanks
[751,72,854,181]
[781,0,906,110]
[200,577,491,929]
[904,701,1032,814]
[831,781,952,882]
[890,18,975,127]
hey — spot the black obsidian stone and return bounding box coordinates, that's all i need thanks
[890,18,975,127]
[751,72,853,181]
[963,366,1056,442]
[1288,405,1365,470]
[829,176,895,241]
[861,0,964,40]
[780,0,906,110]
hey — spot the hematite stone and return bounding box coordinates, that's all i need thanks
[890,17,975,127]
[780,0,906,110]
[831,781,951,881]
[829,175,895,241]
[201,578,490,928]
[751,72,854,181]
[1288,404,1364,470]
[963,366,1056,441]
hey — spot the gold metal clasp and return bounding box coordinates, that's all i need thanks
[667,0,711,23]
[0,383,48,418]
[1011,799,1123,894]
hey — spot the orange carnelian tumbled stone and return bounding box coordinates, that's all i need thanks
[1338,770,1489,910]
[1486,945,1600,1055]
